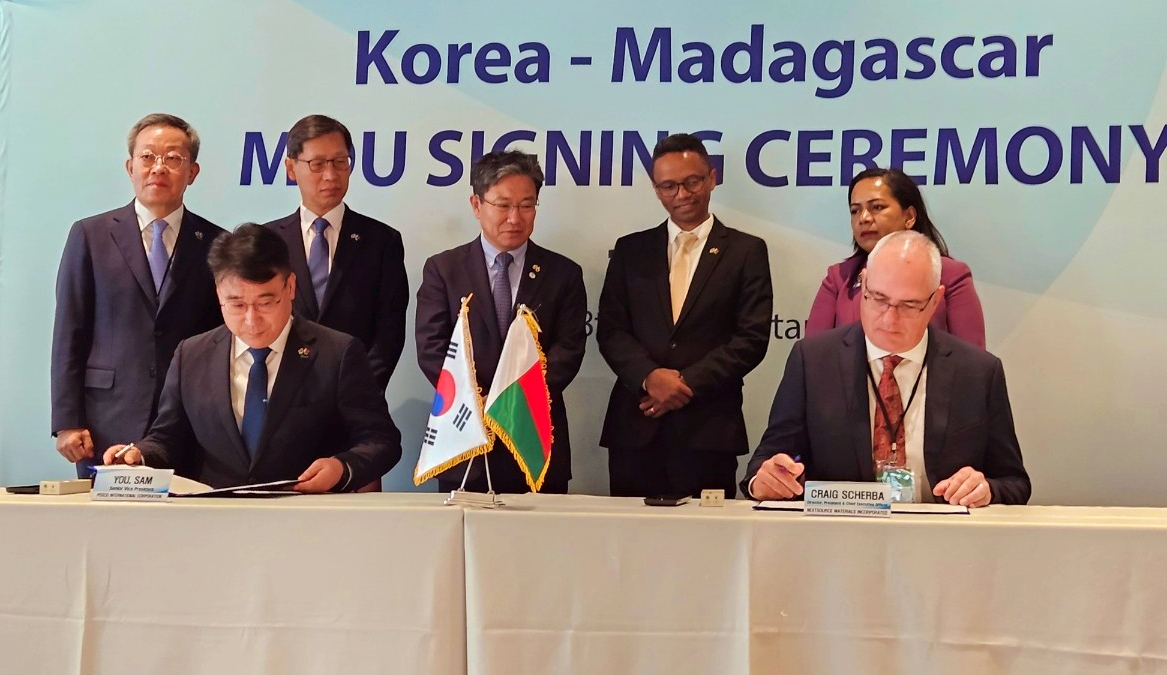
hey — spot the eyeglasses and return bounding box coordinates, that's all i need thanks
[136,151,189,171]
[862,283,936,316]
[294,157,352,173]
[220,286,288,317]
[654,174,710,197]
[479,197,538,215]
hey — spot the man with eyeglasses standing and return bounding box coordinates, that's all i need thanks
[52,113,226,478]
[264,115,408,395]
[103,224,402,492]
[597,133,773,499]
[742,230,1030,506]
[415,150,587,494]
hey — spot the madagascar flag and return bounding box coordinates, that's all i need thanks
[484,306,553,492]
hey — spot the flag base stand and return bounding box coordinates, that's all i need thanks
[443,454,503,508]
[445,490,504,508]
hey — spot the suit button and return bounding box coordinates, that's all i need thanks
[148,367,157,379]
[669,342,677,349]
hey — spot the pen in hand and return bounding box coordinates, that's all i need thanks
[781,455,805,483]
[113,443,136,462]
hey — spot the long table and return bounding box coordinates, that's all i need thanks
[463,495,1167,675]
[4,492,1167,674]
[0,492,465,675]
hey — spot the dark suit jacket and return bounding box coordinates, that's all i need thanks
[741,324,1031,505]
[265,207,408,392]
[415,237,587,489]
[597,218,773,456]
[51,202,225,461]
[136,320,402,490]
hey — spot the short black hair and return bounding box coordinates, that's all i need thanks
[651,133,711,170]
[207,223,291,284]
[470,150,544,198]
[286,114,353,159]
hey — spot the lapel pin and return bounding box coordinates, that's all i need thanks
[532,264,541,272]
[709,247,720,255]
[529,272,536,279]
[298,347,311,358]
[194,230,204,240]
[350,233,360,241]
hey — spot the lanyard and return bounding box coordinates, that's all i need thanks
[866,353,928,462]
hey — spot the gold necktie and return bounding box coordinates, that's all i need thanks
[670,232,698,322]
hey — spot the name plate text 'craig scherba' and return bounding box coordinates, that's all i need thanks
[803,481,891,518]
[91,466,174,502]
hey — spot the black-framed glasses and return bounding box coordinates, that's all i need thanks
[136,151,188,171]
[294,157,352,173]
[220,280,290,317]
[862,281,936,316]
[220,294,286,316]
[480,196,538,215]
[654,174,709,197]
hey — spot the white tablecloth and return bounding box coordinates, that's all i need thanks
[0,492,465,675]
[463,495,1167,675]
[7,491,1167,674]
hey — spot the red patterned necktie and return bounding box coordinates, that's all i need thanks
[873,354,906,468]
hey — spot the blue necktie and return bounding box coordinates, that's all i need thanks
[308,217,330,310]
[147,219,169,294]
[240,347,272,457]
[492,251,514,338]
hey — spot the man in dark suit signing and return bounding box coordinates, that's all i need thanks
[52,113,226,477]
[415,151,587,494]
[598,133,773,498]
[103,224,402,492]
[742,230,1030,506]
[264,114,408,393]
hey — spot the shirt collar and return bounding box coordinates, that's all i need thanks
[299,202,346,236]
[479,235,528,269]
[232,316,294,361]
[667,214,714,247]
[865,329,929,366]
[134,200,184,232]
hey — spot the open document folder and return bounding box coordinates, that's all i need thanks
[754,500,970,515]
[169,476,301,498]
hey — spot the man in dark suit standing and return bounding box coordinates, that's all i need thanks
[264,114,408,393]
[52,113,226,477]
[104,224,402,492]
[598,133,773,499]
[742,230,1030,506]
[415,151,587,494]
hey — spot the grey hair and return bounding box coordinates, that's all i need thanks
[470,150,544,197]
[126,113,201,161]
[869,230,942,288]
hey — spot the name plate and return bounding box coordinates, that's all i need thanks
[804,481,891,518]
[91,466,174,502]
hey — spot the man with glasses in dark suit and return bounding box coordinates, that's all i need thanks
[264,115,408,394]
[414,151,587,494]
[52,113,226,477]
[597,133,773,499]
[104,224,402,492]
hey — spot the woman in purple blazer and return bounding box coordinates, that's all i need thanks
[806,168,986,348]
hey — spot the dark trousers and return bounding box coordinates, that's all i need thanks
[608,424,739,498]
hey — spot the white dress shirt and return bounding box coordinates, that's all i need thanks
[666,214,714,288]
[230,317,293,428]
[480,235,528,307]
[299,202,345,272]
[865,330,931,502]
[134,200,183,256]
